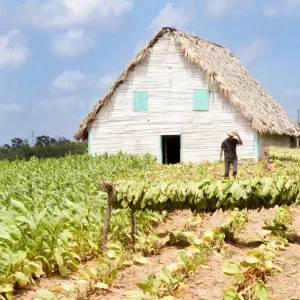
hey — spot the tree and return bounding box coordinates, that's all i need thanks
[1,144,11,150]
[11,138,28,150]
[57,137,71,145]
[0,135,86,161]
[35,135,57,147]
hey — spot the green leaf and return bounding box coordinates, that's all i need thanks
[0,227,11,241]
[0,284,13,293]
[169,232,176,246]
[255,284,270,300]
[107,242,122,251]
[58,265,68,277]
[222,287,242,300]
[67,261,80,272]
[10,199,29,214]
[5,292,12,300]
[244,256,260,264]
[54,251,64,267]
[133,256,151,265]
[82,268,97,280]
[60,283,76,292]
[165,263,182,273]
[13,272,30,283]
[221,264,242,276]
[240,261,251,268]
[123,290,145,299]
[103,275,113,285]
[156,231,169,238]
[93,283,109,290]
[246,249,262,257]
[107,250,116,259]
[135,282,152,293]
[36,289,55,299]
[23,262,41,276]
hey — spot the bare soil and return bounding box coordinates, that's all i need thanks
[15,207,300,300]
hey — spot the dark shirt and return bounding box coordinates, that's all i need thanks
[221,138,239,162]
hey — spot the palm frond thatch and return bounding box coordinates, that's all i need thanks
[75,27,300,140]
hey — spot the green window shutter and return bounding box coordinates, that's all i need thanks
[160,135,163,164]
[193,89,210,111]
[133,92,148,112]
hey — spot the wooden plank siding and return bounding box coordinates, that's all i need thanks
[90,35,256,162]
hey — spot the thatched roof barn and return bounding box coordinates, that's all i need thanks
[75,27,300,163]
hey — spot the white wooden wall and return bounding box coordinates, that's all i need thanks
[259,134,291,159]
[90,35,256,162]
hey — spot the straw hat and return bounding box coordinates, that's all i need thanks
[226,131,236,137]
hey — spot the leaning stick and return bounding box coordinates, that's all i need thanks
[100,182,115,253]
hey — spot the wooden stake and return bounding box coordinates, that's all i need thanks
[131,210,137,247]
[263,148,269,170]
[100,182,115,253]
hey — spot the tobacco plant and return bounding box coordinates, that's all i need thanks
[262,205,293,243]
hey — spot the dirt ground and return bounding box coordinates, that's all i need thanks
[15,207,300,300]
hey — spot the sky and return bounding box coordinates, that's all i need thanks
[0,0,300,145]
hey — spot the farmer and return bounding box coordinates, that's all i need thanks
[220,131,243,177]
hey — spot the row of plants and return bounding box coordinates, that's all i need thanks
[113,176,300,213]
[222,205,294,300]
[0,153,162,299]
[122,209,249,299]
[0,148,298,299]
[269,146,300,162]
[34,235,165,300]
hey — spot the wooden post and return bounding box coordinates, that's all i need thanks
[263,148,269,170]
[100,182,115,253]
[131,210,137,247]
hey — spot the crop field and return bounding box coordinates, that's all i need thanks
[1,148,300,300]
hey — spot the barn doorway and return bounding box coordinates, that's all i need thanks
[161,135,181,164]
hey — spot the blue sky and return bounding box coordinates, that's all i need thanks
[0,0,300,145]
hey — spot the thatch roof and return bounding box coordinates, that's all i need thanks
[75,27,300,140]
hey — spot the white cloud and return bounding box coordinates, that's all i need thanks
[284,88,300,97]
[99,72,119,89]
[236,38,267,66]
[0,102,23,112]
[52,70,92,92]
[149,3,192,31]
[206,0,233,17]
[263,0,300,16]
[205,0,255,17]
[0,29,30,69]
[263,5,280,17]
[37,96,79,111]
[16,0,133,58]
[52,28,96,57]
[17,0,133,29]
[51,69,119,95]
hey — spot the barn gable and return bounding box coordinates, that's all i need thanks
[75,27,300,141]
[85,34,257,162]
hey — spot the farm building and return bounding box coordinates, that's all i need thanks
[75,27,300,163]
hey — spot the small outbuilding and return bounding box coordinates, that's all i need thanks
[75,27,300,163]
